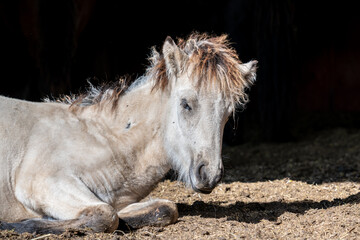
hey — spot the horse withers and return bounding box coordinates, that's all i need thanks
[0,33,257,234]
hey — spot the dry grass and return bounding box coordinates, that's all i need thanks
[2,128,360,239]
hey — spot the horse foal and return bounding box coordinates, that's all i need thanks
[0,33,257,234]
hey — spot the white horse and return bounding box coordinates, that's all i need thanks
[0,33,257,234]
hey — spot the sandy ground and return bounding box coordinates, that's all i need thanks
[1,128,360,239]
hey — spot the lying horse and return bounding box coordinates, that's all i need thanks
[0,33,257,234]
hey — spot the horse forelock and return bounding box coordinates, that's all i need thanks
[149,33,255,109]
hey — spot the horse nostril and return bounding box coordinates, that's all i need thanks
[196,163,207,182]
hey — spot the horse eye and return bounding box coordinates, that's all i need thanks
[181,98,192,111]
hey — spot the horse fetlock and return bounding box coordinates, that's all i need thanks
[78,204,119,233]
[118,199,178,229]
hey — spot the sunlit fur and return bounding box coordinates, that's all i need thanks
[0,33,257,233]
[50,34,257,185]
[47,33,257,186]
[148,33,257,110]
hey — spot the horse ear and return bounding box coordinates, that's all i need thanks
[239,60,258,85]
[162,36,187,78]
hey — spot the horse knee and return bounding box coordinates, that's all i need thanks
[118,199,178,229]
[78,204,119,233]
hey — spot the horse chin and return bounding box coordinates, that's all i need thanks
[189,173,213,194]
[192,185,213,194]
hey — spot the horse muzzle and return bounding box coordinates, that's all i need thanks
[190,161,224,194]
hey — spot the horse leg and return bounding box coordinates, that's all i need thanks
[117,199,178,229]
[7,175,121,234]
[0,204,119,234]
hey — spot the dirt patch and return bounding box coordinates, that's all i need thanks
[2,128,360,239]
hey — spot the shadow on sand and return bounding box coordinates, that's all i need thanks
[177,192,360,223]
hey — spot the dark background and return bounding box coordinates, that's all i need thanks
[0,0,359,143]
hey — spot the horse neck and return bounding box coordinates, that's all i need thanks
[77,80,171,172]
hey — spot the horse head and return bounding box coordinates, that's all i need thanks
[153,34,257,193]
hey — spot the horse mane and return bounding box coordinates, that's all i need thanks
[148,33,255,109]
[49,77,130,111]
[52,33,254,111]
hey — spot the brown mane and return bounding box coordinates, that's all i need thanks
[53,33,254,111]
[48,77,130,112]
[148,33,255,108]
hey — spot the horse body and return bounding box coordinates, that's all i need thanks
[1,81,170,220]
[0,33,257,233]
